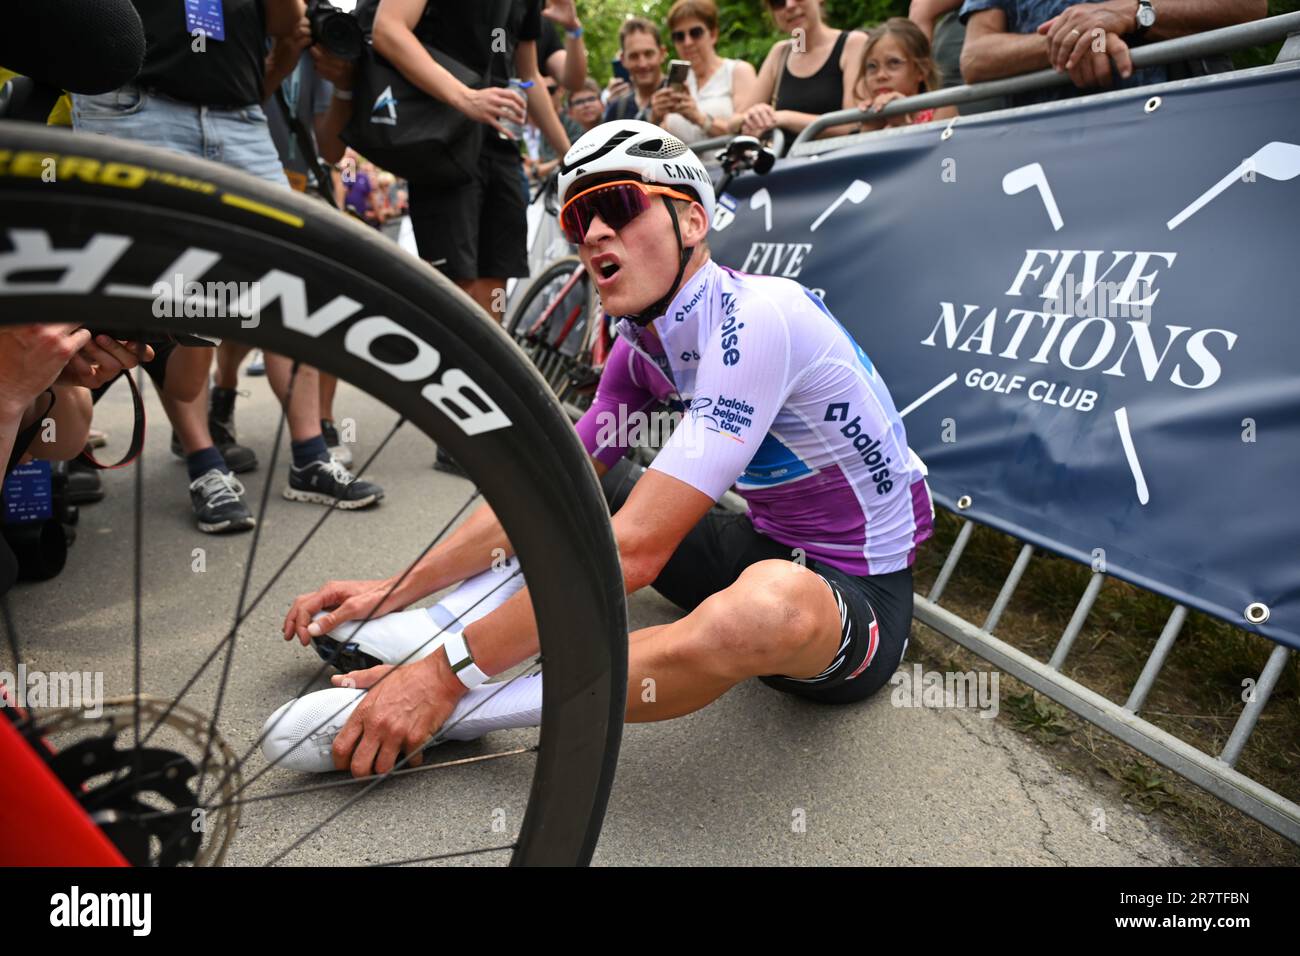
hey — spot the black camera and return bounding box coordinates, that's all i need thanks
[84,328,219,349]
[308,0,365,60]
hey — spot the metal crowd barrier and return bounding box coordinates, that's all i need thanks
[513,12,1300,842]
[779,12,1300,844]
[794,10,1300,151]
[916,528,1299,845]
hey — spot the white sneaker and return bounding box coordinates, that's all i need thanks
[310,607,457,672]
[261,687,368,773]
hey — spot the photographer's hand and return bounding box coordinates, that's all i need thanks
[0,324,92,414]
[57,335,153,390]
[265,14,313,95]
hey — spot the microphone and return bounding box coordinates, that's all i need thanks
[2,0,144,94]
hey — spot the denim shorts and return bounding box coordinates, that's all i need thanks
[71,85,288,187]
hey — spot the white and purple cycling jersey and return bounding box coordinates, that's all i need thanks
[575,259,934,576]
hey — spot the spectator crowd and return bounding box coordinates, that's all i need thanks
[0,0,1270,593]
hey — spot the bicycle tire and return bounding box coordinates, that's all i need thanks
[0,122,627,866]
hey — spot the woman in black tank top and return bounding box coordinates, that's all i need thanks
[730,0,866,141]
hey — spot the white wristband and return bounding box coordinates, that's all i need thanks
[333,88,354,101]
[443,630,489,690]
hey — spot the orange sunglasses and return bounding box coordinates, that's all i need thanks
[559,179,698,244]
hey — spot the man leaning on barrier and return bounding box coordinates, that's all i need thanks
[959,0,1267,105]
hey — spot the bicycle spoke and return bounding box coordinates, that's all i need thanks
[136,413,409,748]
[132,359,145,785]
[194,358,296,806]
[139,746,534,819]
[372,844,515,866]
[224,574,533,804]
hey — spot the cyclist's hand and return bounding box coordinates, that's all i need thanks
[0,324,92,413]
[330,658,465,776]
[458,86,527,138]
[57,335,154,390]
[282,578,405,646]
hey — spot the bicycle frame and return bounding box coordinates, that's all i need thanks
[0,709,127,865]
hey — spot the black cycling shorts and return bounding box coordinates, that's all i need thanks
[601,458,912,705]
[407,133,529,281]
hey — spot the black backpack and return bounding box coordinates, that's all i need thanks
[342,0,513,186]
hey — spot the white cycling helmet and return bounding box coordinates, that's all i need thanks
[558,119,715,228]
[558,120,715,325]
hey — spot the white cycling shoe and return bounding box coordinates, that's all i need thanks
[261,687,371,773]
[310,607,454,673]
[310,562,528,672]
[261,685,457,773]
[260,683,496,774]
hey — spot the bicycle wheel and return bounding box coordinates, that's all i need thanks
[0,122,627,866]
[505,256,598,402]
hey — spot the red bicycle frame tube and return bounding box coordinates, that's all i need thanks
[527,263,588,341]
[0,711,127,866]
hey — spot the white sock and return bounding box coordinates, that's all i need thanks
[438,673,543,741]
[428,556,527,630]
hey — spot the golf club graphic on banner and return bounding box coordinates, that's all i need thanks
[710,67,1300,651]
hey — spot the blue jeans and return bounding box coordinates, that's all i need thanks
[71,85,287,187]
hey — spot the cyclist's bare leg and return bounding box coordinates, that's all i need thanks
[213,340,252,389]
[624,560,843,722]
[263,353,323,443]
[455,277,507,324]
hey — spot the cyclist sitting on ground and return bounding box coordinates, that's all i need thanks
[267,120,934,778]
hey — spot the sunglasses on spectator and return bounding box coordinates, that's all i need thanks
[672,26,707,43]
[569,96,599,107]
[767,0,791,9]
[560,179,696,244]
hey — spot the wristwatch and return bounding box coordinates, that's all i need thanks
[1134,0,1156,39]
[443,629,489,690]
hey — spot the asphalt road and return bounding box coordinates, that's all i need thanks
[7,368,1206,866]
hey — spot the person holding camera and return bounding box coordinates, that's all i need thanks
[70,0,385,534]
[214,21,365,467]
[603,17,666,123]
[0,327,152,594]
[0,327,152,475]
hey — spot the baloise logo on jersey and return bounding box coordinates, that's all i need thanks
[825,402,894,495]
[689,394,754,442]
[718,292,744,366]
[673,282,707,322]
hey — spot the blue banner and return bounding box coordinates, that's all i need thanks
[711,66,1300,650]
